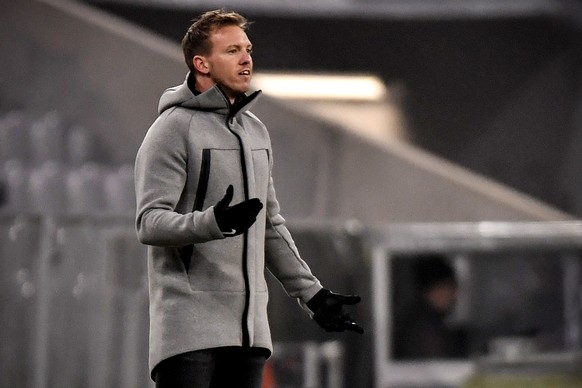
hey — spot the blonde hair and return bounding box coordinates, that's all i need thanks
[181,9,250,72]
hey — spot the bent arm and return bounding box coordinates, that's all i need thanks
[134,113,223,246]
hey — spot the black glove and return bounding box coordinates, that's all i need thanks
[306,289,364,334]
[214,185,263,237]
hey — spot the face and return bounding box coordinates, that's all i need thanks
[198,25,253,101]
[426,281,458,314]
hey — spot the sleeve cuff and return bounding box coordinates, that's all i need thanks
[203,206,226,240]
[297,282,324,316]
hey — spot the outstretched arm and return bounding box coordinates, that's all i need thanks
[263,176,363,333]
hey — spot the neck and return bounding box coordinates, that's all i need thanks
[195,76,236,104]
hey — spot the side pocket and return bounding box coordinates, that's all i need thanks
[180,148,211,273]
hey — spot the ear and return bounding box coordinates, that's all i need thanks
[193,55,209,74]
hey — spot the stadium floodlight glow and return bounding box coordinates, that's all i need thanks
[252,73,387,101]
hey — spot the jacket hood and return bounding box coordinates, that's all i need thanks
[158,73,261,117]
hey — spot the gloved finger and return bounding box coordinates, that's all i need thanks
[229,199,263,219]
[334,293,361,306]
[247,198,263,214]
[216,185,234,208]
[323,313,363,333]
[232,198,263,215]
[344,320,364,334]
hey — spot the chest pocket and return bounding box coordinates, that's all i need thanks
[180,148,245,276]
[251,148,270,201]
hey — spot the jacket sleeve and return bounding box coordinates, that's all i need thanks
[134,111,223,247]
[264,175,322,306]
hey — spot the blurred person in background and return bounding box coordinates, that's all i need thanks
[393,254,468,359]
[134,9,363,388]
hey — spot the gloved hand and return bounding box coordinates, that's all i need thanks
[214,185,263,237]
[306,289,364,334]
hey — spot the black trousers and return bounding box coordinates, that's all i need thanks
[154,347,267,388]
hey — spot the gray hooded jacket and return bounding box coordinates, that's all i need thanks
[134,74,322,378]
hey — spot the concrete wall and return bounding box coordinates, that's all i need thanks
[0,0,570,222]
[91,2,582,217]
[254,99,571,222]
[0,0,184,165]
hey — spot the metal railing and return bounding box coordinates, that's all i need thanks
[0,213,151,388]
[1,213,350,388]
[3,214,582,388]
[368,221,582,388]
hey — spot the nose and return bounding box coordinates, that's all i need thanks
[241,51,252,64]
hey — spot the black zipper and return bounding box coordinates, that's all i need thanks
[228,117,252,347]
[180,148,211,273]
[220,86,260,347]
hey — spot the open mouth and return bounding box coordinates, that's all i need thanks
[239,70,251,76]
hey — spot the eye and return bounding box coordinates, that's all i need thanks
[247,48,253,54]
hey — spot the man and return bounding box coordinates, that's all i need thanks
[134,9,362,388]
[393,254,467,360]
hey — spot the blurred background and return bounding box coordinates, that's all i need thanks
[1,0,582,387]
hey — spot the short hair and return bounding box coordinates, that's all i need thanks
[181,9,250,73]
[413,254,456,291]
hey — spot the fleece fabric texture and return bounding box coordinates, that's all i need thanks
[134,74,322,379]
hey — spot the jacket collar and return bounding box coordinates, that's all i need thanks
[158,72,261,118]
